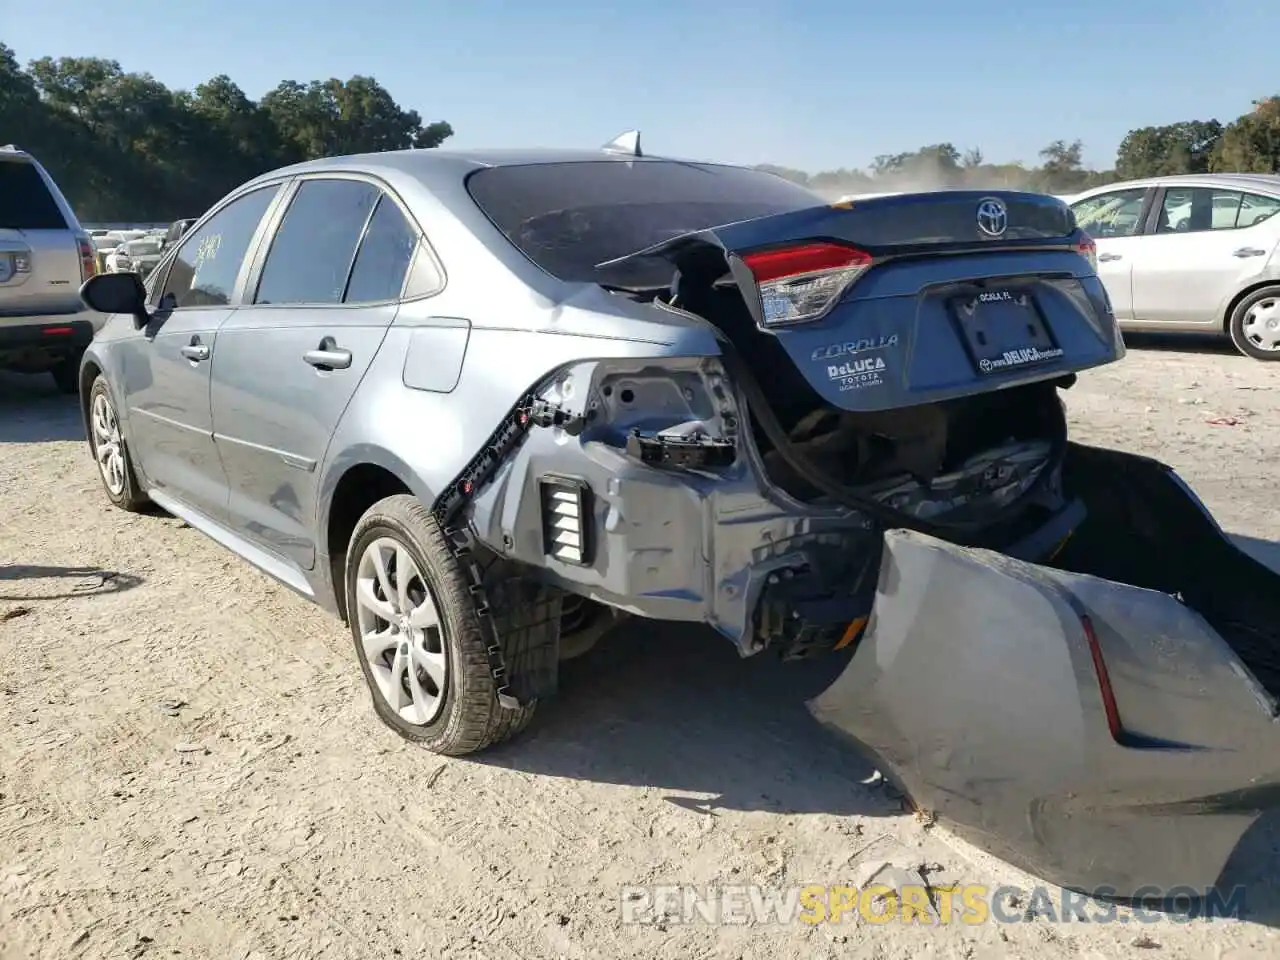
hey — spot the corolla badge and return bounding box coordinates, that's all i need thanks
[976,198,1008,238]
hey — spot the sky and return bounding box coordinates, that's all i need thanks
[3,0,1277,173]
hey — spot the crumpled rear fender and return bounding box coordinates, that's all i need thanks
[809,526,1280,897]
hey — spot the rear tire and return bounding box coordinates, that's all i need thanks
[1228,286,1280,361]
[87,375,149,512]
[50,353,81,395]
[345,494,537,755]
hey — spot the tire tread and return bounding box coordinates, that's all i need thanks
[346,494,536,755]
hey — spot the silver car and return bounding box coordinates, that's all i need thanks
[1069,173,1280,359]
[77,139,1280,898]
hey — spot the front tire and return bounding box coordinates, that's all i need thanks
[87,375,149,512]
[345,494,537,755]
[1228,286,1280,361]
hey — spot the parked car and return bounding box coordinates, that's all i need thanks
[77,138,1280,897]
[1068,173,1280,360]
[0,145,102,392]
[105,236,165,278]
[162,218,197,250]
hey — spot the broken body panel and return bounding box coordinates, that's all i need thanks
[809,448,1280,897]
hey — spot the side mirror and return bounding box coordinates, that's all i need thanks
[80,272,150,329]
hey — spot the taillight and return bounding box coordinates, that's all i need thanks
[740,242,873,327]
[77,238,97,281]
[1075,234,1096,272]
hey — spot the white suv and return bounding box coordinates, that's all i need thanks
[0,145,103,392]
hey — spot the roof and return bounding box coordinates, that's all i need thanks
[1083,172,1280,194]
[241,144,744,192]
[271,145,700,176]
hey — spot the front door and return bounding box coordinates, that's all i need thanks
[1070,187,1152,322]
[116,184,283,521]
[211,176,421,570]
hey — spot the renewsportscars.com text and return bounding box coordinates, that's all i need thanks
[619,883,1248,927]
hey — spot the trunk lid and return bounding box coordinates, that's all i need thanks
[600,190,1123,412]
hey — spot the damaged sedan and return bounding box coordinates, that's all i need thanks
[77,131,1280,899]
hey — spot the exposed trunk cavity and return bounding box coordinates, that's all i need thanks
[668,279,1071,546]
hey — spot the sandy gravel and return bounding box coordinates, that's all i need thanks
[2,333,1278,960]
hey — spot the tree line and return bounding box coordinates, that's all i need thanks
[2,42,1278,221]
[1,44,452,221]
[760,97,1280,198]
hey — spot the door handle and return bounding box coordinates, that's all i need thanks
[1097,252,1123,262]
[1233,247,1266,258]
[303,337,352,370]
[180,339,210,362]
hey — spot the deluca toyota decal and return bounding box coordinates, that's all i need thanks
[978,346,1065,372]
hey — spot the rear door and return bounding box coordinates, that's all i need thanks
[1069,186,1153,321]
[0,156,82,319]
[1129,186,1280,325]
[211,175,420,571]
[114,184,284,521]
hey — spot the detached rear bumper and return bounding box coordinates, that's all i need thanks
[809,526,1280,897]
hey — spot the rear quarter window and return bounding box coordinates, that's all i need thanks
[0,160,68,230]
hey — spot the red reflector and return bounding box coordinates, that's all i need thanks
[1074,235,1097,270]
[741,242,872,284]
[43,326,73,336]
[1080,614,1122,742]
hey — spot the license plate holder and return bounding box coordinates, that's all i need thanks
[0,256,11,284]
[948,288,1061,375]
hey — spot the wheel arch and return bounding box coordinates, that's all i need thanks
[320,445,436,623]
[1222,279,1280,333]
[77,356,102,441]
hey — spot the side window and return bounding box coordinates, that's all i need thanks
[344,195,419,303]
[254,179,379,305]
[1239,192,1280,228]
[1211,190,1244,229]
[1156,188,1245,234]
[160,185,280,308]
[1071,189,1147,239]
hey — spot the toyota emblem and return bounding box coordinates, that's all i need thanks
[976,198,1008,238]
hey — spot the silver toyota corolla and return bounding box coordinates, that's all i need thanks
[77,134,1280,898]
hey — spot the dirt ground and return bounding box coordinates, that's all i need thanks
[2,333,1279,960]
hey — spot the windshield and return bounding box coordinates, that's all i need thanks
[466,160,822,286]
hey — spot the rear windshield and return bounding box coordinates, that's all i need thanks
[466,160,821,285]
[0,160,68,230]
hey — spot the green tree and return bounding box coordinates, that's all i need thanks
[3,46,455,221]
[1211,97,1280,174]
[1115,120,1222,178]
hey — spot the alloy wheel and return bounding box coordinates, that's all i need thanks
[354,536,448,725]
[91,392,127,496]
